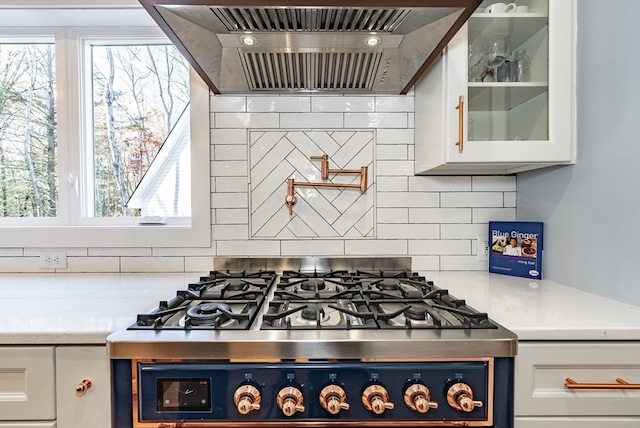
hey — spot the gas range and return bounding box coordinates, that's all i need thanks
[108,258,517,427]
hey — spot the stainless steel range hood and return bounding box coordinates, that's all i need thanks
[139,0,481,94]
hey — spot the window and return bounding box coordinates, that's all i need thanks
[0,8,210,247]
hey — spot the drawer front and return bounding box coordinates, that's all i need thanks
[0,423,56,428]
[0,347,56,421]
[515,342,640,416]
[516,417,640,428]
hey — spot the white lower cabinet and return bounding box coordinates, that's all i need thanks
[515,341,640,427]
[0,346,110,428]
[0,347,56,423]
[55,346,111,428]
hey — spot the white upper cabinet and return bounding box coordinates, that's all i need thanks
[415,0,576,175]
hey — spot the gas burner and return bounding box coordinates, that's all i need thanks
[275,276,362,301]
[299,304,326,322]
[262,300,377,330]
[186,302,231,326]
[404,303,430,320]
[362,278,429,300]
[301,278,326,291]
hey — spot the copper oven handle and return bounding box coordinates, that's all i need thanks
[565,377,640,390]
[455,95,464,153]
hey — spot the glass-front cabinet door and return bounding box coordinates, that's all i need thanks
[415,0,575,174]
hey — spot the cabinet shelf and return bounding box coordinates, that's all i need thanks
[469,83,548,111]
[468,14,548,48]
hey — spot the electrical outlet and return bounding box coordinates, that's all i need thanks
[40,253,67,269]
[477,236,489,262]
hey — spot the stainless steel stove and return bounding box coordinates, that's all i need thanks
[108,258,517,427]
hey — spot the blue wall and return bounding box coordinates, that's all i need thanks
[517,0,640,305]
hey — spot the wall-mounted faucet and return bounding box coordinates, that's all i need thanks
[285,155,369,215]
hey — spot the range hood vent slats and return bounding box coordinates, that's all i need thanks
[213,7,409,33]
[146,1,481,94]
[241,51,381,91]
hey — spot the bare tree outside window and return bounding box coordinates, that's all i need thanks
[91,44,189,217]
[1,40,190,220]
[0,43,57,218]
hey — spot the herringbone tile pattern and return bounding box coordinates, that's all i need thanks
[249,130,375,238]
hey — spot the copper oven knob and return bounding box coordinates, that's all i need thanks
[319,384,350,415]
[403,383,438,413]
[75,378,92,394]
[276,385,305,417]
[361,384,394,415]
[446,382,483,412]
[233,385,261,415]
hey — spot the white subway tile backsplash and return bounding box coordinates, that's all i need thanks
[217,209,249,224]
[409,240,471,255]
[213,224,249,240]
[210,160,248,177]
[472,208,516,223]
[377,145,408,160]
[215,177,248,193]
[185,257,214,272]
[88,248,152,256]
[120,257,184,273]
[409,208,472,224]
[153,247,215,256]
[378,192,439,208]
[376,160,415,176]
[504,192,516,208]
[378,224,439,239]
[214,145,247,161]
[376,177,408,192]
[375,96,414,112]
[0,248,22,256]
[211,193,248,209]
[377,208,409,223]
[345,239,407,255]
[0,257,40,272]
[344,112,408,128]
[440,255,487,271]
[441,192,504,208]
[211,129,249,145]
[216,112,280,128]
[408,176,471,192]
[377,128,414,144]
[210,95,246,112]
[281,240,345,256]
[216,240,280,256]
[311,96,374,112]
[67,256,121,273]
[247,96,310,112]
[472,176,516,191]
[280,113,344,128]
[441,223,488,239]
[411,256,440,271]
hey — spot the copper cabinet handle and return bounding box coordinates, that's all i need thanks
[565,377,640,390]
[455,95,464,153]
[75,378,92,394]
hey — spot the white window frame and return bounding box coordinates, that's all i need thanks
[0,10,211,248]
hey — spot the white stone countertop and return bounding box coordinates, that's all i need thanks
[0,271,638,345]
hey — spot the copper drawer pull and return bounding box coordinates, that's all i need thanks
[455,95,464,153]
[565,377,640,390]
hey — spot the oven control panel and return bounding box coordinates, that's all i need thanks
[133,359,507,426]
